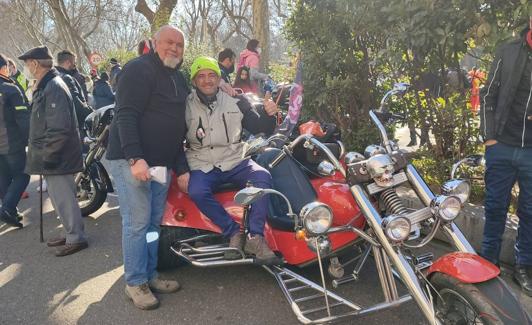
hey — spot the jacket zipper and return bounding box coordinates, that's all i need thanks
[170,76,178,97]
[521,68,532,148]
[222,113,230,143]
[482,59,501,139]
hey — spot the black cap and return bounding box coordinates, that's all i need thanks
[110,58,118,64]
[18,46,53,61]
[0,53,7,68]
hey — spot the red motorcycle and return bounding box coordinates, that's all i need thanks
[158,83,530,324]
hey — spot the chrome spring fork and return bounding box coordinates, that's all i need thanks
[315,237,331,316]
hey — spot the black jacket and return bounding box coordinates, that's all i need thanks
[106,52,189,172]
[25,69,83,175]
[56,66,93,131]
[110,64,122,91]
[480,31,532,146]
[0,75,30,154]
[93,79,115,109]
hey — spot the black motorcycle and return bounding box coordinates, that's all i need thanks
[75,104,114,216]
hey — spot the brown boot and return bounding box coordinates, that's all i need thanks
[47,236,66,247]
[224,232,244,260]
[54,242,88,256]
[244,235,277,263]
[125,283,159,310]
[148,276,180,294]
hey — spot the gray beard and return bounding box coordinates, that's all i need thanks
[163,57,181,68]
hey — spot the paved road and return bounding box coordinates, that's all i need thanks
[1,175,530,325]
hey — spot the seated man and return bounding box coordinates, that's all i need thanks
[177,56,278,263]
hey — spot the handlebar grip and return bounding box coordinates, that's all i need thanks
[269,149,288,169]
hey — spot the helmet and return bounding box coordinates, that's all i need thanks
[190,56,221,81]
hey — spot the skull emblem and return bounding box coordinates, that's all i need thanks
[366,154,395,187]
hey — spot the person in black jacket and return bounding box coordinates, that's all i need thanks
[480,17,532,295]
[0,53,30,228]
[109,58,122,92]
[218,48,235,84]
[92,72,115,109]
[56,50,93,132]
[18,46,87,256]
[106,25,188,310]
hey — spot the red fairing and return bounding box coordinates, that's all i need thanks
[427,252,500,284]
[162,173,365,265]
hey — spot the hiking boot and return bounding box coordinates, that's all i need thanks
[244,235,277,263]
[125,283,159,310]
[0,211,23,228]
[224,232,244,260]
[148,276,180,294]
[514,265,532,297]
[54,241,88,256]
[47,236,67,247]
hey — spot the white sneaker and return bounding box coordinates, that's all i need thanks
[37,180,47,192]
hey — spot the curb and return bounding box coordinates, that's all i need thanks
[398,187,518,266]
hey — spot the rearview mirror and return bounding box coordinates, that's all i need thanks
[464,154,485,167]
[234,187,265,206]
[393,82,410,96]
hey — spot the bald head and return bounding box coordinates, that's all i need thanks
[153,25,185,68]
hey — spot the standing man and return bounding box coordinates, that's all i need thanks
[109,58,122,92]
[106,25,188,310]
[480,17,532,295]
[56,50,89,100]
[0,53,30,228]
[18,46,87,256]
[218,48,236,84]
[7,58,28,95]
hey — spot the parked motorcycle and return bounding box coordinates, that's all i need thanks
[75,104,114,216]
[159,84,529,324]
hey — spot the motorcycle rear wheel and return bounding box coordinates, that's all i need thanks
[157,226,211,270]
[77,175,107,217]
[431,272,530,325]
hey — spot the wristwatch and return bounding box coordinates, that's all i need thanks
[128,158,142,166]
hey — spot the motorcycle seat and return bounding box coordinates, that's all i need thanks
[255,148,317,232]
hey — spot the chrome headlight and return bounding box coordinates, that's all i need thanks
[441,179,470,204]
[382,215,411,242]
[317,161,335,176]
[431,195,462,222]
[300,202,333,235]
[344,151,365,165]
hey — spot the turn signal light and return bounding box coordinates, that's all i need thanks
[295,229,307,240]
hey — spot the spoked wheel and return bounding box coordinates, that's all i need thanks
[76,174,107,217]
[432,273,531,325]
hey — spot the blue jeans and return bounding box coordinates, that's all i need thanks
[188,159,272,237]
[0,151,30,215]
[481,142,532,266]
[108,159,170,286]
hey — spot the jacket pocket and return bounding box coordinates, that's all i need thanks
[222,113,230,143]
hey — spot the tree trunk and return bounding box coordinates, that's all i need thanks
[252,0,270,72]
[135,0,178,34]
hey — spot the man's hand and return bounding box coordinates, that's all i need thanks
[484,139,498,146]
[263,99,279,116]
[130,159,151,182]
[177,172,190,193]
[219,80,237,97]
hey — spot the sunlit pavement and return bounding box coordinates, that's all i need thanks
[1,173,531,325]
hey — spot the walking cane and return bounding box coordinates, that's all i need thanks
[39,175,43,243]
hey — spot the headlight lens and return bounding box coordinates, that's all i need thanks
[300,202,333,235]
[431,195,462,222]
[441,179,470,204]
[382,215,411,242]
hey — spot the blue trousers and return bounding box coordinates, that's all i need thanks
[108,159,170,286]
[0,151,30,215]
[188,159,272,237]
[481,142,532,266]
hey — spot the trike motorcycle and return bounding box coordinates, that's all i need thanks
[159,83,530,324]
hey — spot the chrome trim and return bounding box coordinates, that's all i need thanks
[336,140,346,160]
[405,207,433,225]
[350,184,438,324]
[366,171,408,195]
[369,110,393,153]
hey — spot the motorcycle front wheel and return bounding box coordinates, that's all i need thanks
[431,272,530,325]
[77,174,107,217]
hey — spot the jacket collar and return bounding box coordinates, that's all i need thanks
[36,68,59,90]
[0,74,13,83]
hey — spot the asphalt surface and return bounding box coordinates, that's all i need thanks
[0,130,531,325]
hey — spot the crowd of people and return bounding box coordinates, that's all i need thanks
[1,17,531,312]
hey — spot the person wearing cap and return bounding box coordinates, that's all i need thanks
[18,45,87,256]
[177,56,279,264]
[109,57,122,92]
[0,53,30,228]
[106,25,189,310]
